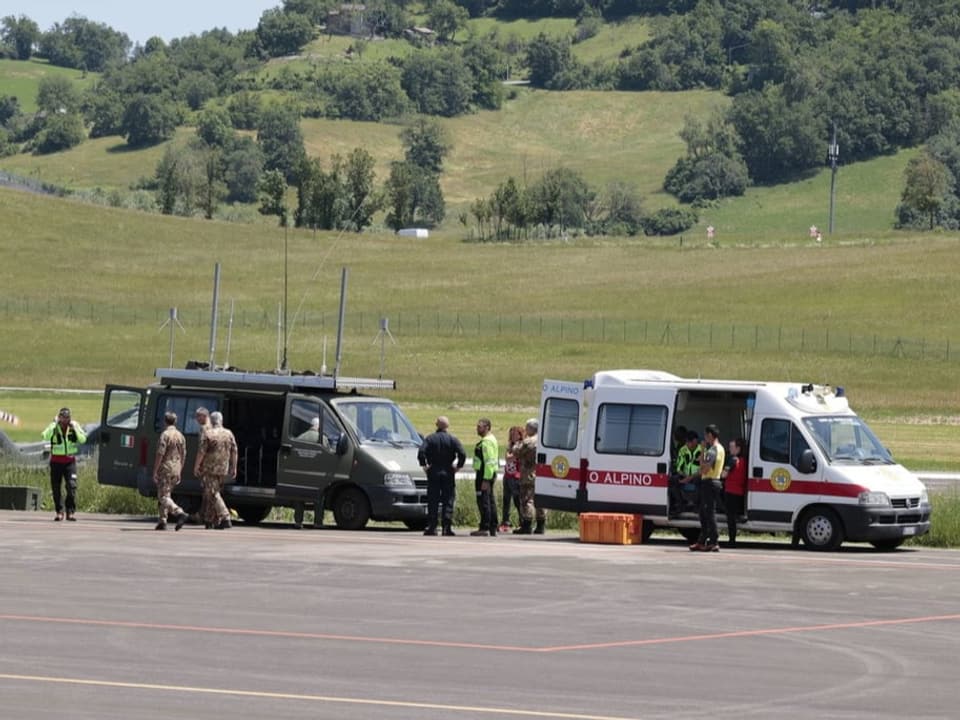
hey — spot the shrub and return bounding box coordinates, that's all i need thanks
[641,207,699,236]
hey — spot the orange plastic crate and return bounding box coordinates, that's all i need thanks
[579,513,644,544]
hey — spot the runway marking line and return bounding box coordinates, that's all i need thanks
[3,612,959,653]
[0,673,640,720]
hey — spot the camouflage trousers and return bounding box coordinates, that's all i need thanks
[517,478,546,522]
[155,475,184,524]
[201,474,230,525]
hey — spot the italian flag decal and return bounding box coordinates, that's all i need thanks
[120,434,135,448]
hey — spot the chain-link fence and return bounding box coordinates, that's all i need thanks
[2,298,953,363]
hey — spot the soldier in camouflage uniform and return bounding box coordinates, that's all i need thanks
[514,418,547,535]
[152,412,189,531]
[193,407,211,524]
[193,410,237,530]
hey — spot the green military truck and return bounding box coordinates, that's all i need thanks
[97,366,428,529]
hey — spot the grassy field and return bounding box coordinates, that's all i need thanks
[0,58,97,114]
[1,186,959,471]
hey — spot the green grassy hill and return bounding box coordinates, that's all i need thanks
[0,58,97,114]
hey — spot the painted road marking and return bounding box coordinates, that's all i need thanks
[0,673,642,720]
[3,612,959,653]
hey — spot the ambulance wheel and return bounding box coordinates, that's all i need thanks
[679,527,700,543]
[641,519,655,543]
[869,538,905,551]
[799,507,844,551]
[333,487,370,530]
[235,504,271,525]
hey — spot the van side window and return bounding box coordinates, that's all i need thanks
[595,403,667,456]
[760,419,812,470]
[289,400,341,450]
[542,398,578,450]
[156,395,220,433]
[105,389,141,429]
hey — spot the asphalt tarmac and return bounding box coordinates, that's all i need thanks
[1,511,958,720]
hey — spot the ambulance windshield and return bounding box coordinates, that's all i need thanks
[802,416,894,465]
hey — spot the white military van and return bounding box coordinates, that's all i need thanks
[97,366,428,529]
[536,370,931,550]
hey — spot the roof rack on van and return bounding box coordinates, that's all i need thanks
[155,367,396,392]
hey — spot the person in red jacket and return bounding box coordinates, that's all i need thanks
[723,437,747,547]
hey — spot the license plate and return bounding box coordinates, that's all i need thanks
[903,526,916,536]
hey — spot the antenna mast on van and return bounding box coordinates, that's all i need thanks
[334,267,348,379]
[208,263,221,370]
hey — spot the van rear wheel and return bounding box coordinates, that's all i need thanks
[234,504,271,525]
[333,487,370,530]
[800,507,844,551]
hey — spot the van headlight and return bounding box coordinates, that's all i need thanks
[921,489,929,505]
[383,472,414,488]
[858,491,891,507]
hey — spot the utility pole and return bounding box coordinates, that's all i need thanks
[828,122,840,235]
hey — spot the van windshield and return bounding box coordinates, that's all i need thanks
[332,399,422,446]
[802,415,894,465]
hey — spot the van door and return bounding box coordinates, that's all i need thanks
[276,394,353,505]
[535,380,584,513]
[749,417,823,525]
[585,389,675,516]
[97,385,146,489]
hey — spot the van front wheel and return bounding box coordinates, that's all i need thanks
[800,507,844,551]
[333,487,370,530]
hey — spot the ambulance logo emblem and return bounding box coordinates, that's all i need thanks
[551,455,570,479]
[770,468,792,492]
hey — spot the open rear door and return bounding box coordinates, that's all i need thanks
[97,385,146,490]
[535,379,584,514]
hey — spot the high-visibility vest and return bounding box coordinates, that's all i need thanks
[42,421,87,457]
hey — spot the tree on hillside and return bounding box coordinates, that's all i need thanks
[32,112,86,154]
[258,169,289,225]
[39,17,131,72]
[222,136,265,203]
[258,104,306,182]
[426,0,470,43]
[295,155,348,230]
[728,85,823,184]
[196,106,235,148]
[527,167,594,232]
[384,161,445,230]
[1,14,40,60]
[256,8,314,58]
[343,147,379,230]
[36,76,81,114]
[227,91,262,130]
[155,144,207,216]
[121,93,180,147]
[400,48,474,117]
[525,33,578,89]
[83,82,125,138]
[898,153,951,230]
[282,0,336,26]
[400,118,451,173]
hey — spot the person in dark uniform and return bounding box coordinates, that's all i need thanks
[418,416,466,536]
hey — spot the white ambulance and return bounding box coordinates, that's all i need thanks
[535,370,931,550]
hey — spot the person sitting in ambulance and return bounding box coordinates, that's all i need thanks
[669,431,701,515]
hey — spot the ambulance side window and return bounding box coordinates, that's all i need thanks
[760,419,812,470]
[156,394,220,433]
[595,403,667,456]
[543,398,579,450]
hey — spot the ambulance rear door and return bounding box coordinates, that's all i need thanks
[583,388,675,516]
[97,385,146,490]
[536,379,585,514]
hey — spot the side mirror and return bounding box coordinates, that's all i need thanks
[797,449,817,474]
[336,434,349,456]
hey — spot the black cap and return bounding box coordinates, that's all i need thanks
[59,407,71,418]
[686,430,699,441]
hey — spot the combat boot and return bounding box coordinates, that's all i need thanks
[513,519,533,535]
[216,518,232,530]
[442,524,456,536]
[174,512,189,531]
[154,521,167,531]
[534,519,546,535]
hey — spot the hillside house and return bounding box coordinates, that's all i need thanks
[326,4,369,37]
